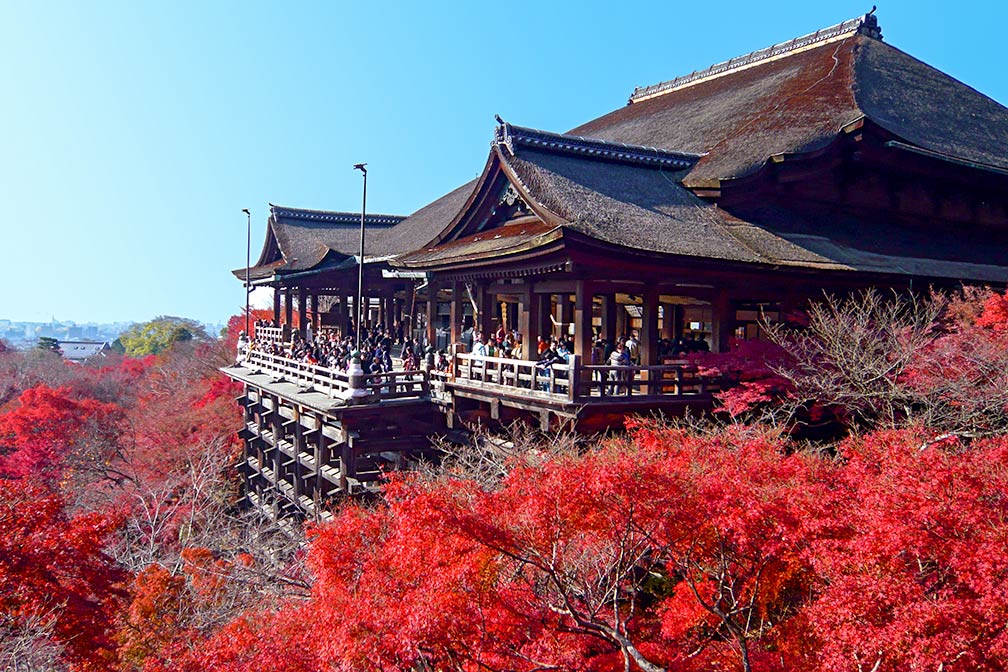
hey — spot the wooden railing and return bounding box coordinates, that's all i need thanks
[316,326,343,341]
[360,369,430,400]
[254,325,286,344]
[452,352,577,401]
[451,353,716,403]
[577,363,714,400]
[244,350,351,397]
[239,349,717,407]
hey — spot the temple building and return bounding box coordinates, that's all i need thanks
[226,12,1008,516]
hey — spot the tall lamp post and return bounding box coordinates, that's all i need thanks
[353,163,367,347]
[242,208,251,337]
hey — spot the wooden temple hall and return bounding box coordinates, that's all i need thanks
[223,12,1008,516]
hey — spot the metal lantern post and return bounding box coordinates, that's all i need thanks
[353,163,367,347]
[242,208,251,336]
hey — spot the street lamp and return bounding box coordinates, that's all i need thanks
[242,208,251,337]
[353,163,367,347]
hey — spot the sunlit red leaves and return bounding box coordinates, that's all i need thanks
[976,289,1008,332]
[0,385,123,480]
[118,564,187,669]
[798,430,1008,671]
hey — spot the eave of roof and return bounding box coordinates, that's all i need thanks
[495,122,701,170]
[268,204,405,227]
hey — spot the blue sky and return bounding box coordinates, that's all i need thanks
[1,0,1005,325]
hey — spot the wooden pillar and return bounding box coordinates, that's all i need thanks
[297,287,307,340]
[291,407,302,501]
[712,289,733,353]
[660,301,675,340]
[382,293,392,329]
[478,284,497,336]
[310,293,319,331]
[573,281,594,362]
[538,293,553,348]
[673,305,684,340]
[425,281,439,348]
[450,281,464,347]
[600,293,617,343]
[557,294,573,340]
[270,395,282,499]
[272,287,281,325]
[518,284,534,360]
[334,291,346,335]
[314,416,327,501]
[640,287,660,366]
[615,298,628,341]
[284,288,293,334]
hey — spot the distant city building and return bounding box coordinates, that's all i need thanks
[57,340,111,361]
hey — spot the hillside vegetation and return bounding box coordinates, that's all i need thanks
[1,292,1007,672]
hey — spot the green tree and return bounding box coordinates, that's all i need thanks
[36,336,61,354]
[118,316,209,357]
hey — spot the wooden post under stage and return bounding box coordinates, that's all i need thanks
[425,282,439,348]
[573,281,594,363]
[273,288,281,326]
[640,287,660,366]
[712,289,733,353]
[450,282,464,347]
[297,287,307,340]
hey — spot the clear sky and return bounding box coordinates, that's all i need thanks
[1,0,1005,325]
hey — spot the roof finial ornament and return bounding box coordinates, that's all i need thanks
[860,6,882,40]
[493,115,516,155]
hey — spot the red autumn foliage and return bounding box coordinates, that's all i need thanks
[691,338,795,417]
[796,430,1008,671]
[3,292,1008,671]
[224,308,290,349]
[0,478,125,671]
[0,385,123,480]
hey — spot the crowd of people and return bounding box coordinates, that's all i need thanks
[237,320,421,377]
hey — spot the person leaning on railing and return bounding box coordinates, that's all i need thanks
[535,339,568,392]
[236,331,249,364]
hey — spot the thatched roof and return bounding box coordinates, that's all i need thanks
[571,13,1008,186]
[233,206,404,281]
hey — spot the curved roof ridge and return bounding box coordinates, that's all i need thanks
[269,203,405,226]
[494,120,701,169]
[630,10,882,104]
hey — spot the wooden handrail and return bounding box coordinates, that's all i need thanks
[254,325,286,344]
[452,352,577,400]
[449,353,717,402]
[244,349,352,398]
[239,349,718,407]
